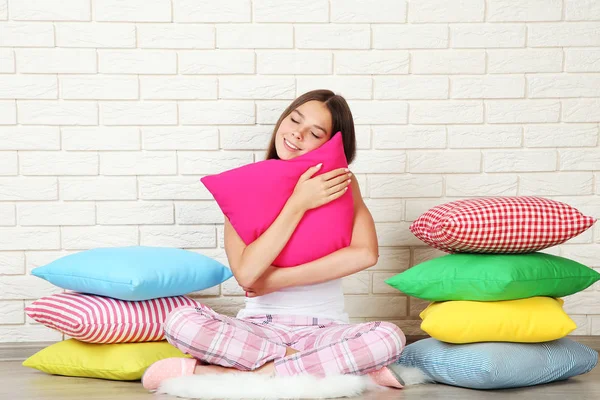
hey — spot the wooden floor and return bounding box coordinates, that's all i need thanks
[2,338,599,400]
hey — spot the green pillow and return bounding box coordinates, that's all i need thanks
[385,252,600,301]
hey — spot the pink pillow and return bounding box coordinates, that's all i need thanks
[201,132,354,267]
[410,196,596,254]
[25,292,199,344]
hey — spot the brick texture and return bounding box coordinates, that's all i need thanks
[0,0,598,343]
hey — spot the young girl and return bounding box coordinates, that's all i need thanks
[142,89,406,390]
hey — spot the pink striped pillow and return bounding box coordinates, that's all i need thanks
[25,292,199,344]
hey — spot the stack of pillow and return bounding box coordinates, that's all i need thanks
[385,196,599,389]
[22,246,233,381]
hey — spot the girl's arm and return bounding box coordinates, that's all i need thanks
[285,179,378,286]
[243,177,379,296]
[223,202,303,288]
[224,165,352,288]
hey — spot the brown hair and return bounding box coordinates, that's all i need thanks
[265,89,357,164]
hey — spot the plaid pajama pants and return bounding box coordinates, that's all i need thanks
[163,303,406,377]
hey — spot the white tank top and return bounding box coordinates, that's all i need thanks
[236,279,350,323]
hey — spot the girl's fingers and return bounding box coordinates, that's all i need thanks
[325,186,349,203]
[299,163,322,182]
[325,179,351,196]
[320,168,349,181]
[323,186,348,205]
[325,173,352,188]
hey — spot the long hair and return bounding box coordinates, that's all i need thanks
[265,90,357,164]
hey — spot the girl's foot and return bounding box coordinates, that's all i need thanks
[194,364,232,374]
[142,347,297,391]
[368,367,404,389]
[142,357,198,391]
[142,358,271,391]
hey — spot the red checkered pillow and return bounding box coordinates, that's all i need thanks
[410,197,596,254]
[25,292,199,344]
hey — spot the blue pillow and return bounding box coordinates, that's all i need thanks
[396,337,598,390]
[31,246,233,301]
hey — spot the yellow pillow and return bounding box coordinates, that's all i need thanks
[22,339,191,381]
[420,297,576,344]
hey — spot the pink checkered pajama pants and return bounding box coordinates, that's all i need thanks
[163,304,406,377]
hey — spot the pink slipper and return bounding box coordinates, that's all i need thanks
[368,367,404,389]
[142,357,198,391]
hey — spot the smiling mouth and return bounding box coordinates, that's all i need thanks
[284,138,300,151]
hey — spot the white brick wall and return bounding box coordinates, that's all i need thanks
[0,0,598,343]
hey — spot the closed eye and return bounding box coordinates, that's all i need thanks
[291,116,322,139]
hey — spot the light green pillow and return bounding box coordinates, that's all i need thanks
[385,252,600,301]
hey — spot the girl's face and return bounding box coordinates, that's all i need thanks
[275,100,333,160]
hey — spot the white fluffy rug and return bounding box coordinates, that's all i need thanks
[156,366,429,399]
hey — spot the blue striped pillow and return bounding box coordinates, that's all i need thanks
[397,338,598,389]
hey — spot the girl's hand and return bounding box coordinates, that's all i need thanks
[288,164,352,213]
[242,266,286,298]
